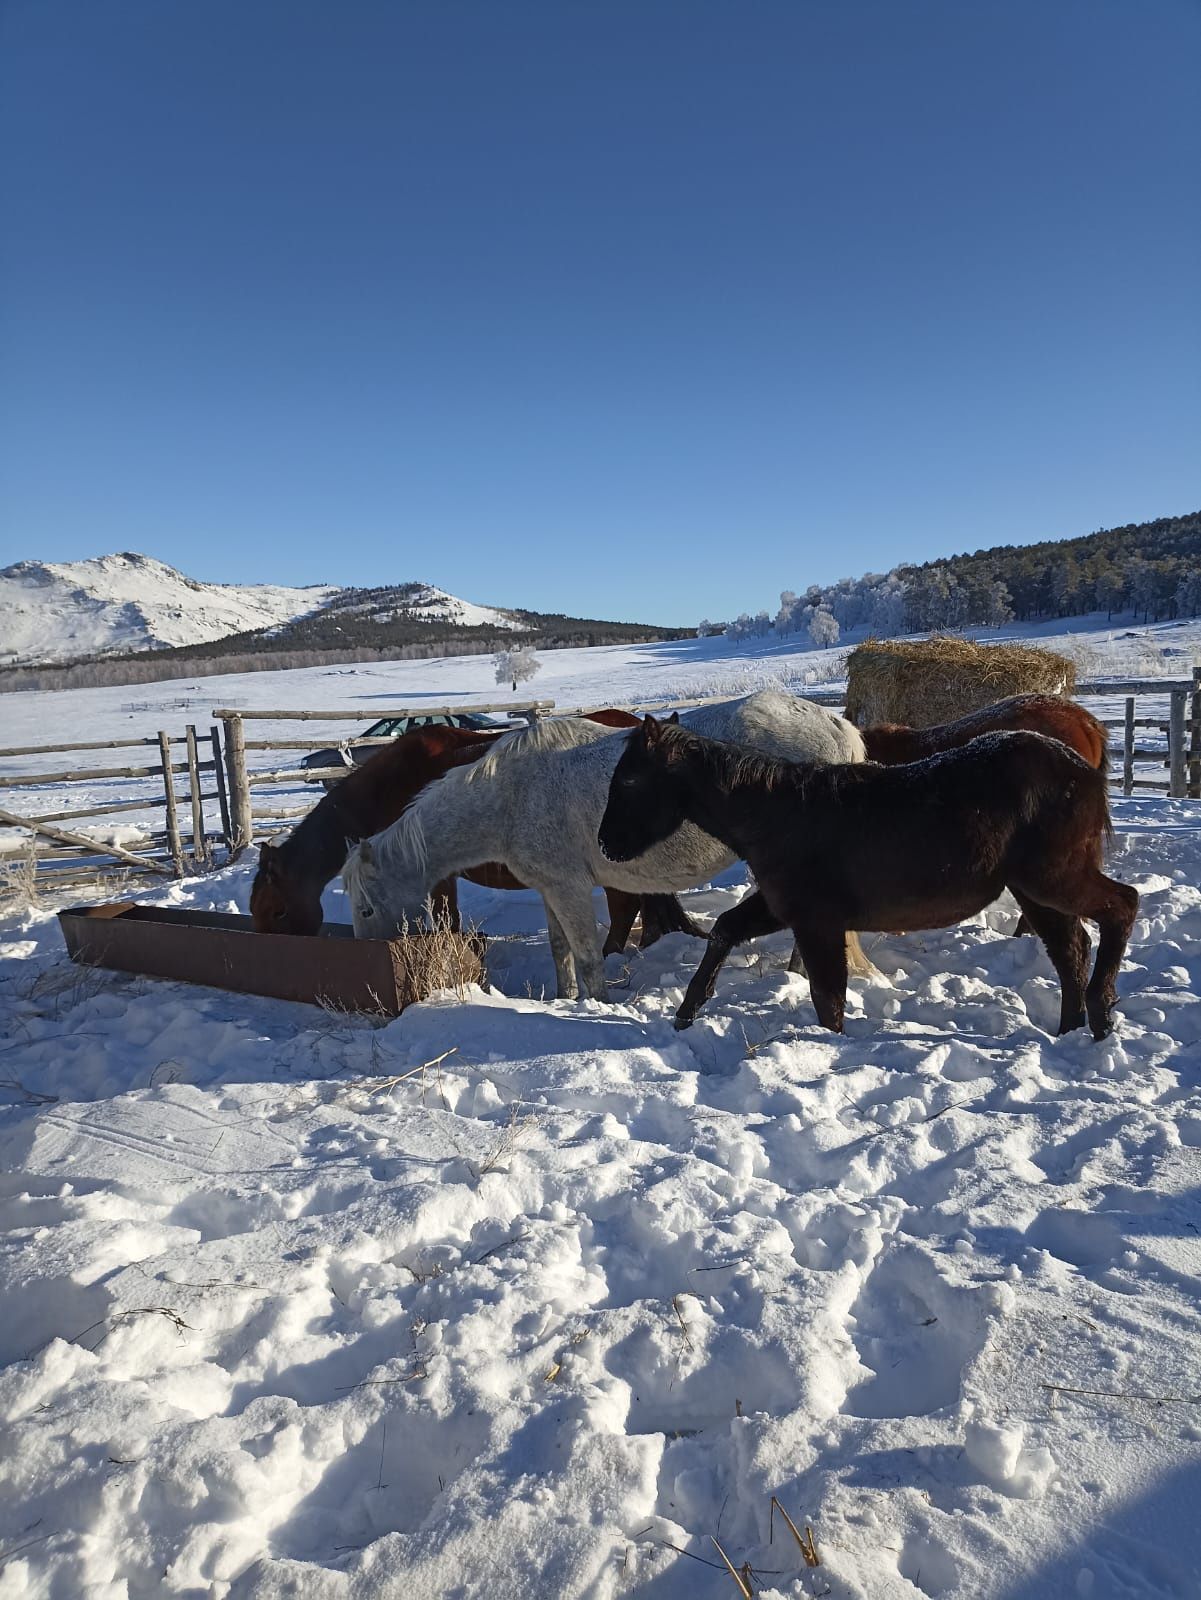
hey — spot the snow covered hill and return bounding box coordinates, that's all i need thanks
[0,556,524,667]
[0,553,341,665]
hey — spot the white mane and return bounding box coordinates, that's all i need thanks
[465,715,615,781]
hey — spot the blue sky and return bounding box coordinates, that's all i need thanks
[1,1,1198,627]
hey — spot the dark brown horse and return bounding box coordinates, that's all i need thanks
[251,715,698,954]
[862,695,1108,937]
[598,718,1137,1038]
[861,694,1107,770]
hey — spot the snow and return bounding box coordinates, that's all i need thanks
[0,556,528,667]
[0,554,343,667]
[389,583,522,632]
[2,621,1201,1597]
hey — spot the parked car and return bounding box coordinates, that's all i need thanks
[301,711,514,786]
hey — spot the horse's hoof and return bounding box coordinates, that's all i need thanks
[1057,1011,1087,1035]
[673,1013,694,1031]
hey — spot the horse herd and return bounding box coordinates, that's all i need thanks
[250,691,1137,1040]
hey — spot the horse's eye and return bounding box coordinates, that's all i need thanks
[360,905,375,918]
[274,910,287,923]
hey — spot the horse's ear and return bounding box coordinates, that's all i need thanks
[258,841,275,872]
[667,711,680,725]
[641,713,663,746]
[359,839,374,866]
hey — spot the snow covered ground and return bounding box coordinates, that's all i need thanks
[2,622,1200,1598]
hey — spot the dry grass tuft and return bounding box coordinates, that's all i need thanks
[0,839,40,910]
[388,905,487,1006]
[845,634,1075,729]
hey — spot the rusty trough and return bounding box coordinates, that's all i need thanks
[58,902,486,1017]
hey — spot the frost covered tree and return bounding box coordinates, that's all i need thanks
[808,607,840,648]
[494,646,542,692]
[1176,569,1201,619]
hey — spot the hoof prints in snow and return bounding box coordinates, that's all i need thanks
[841,1248,988,1420]
[2,792,1201,1596]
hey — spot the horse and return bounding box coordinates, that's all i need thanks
[597,717,1138,1039]
[343,691,872,1000]
[861,694,1109,937]
[861,694,1107,768]
[250,715,697,955]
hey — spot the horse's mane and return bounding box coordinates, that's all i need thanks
[656,722,802,793]
[465,715,612,780]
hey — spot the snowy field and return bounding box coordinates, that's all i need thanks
[2,622,1201,1598]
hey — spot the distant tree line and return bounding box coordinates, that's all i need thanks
[701,511,1201,644]
[0,618,689,694]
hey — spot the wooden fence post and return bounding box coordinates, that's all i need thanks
[220,714,252,854]
[1123,698,1135,797]
[1169,689,1187,799]
[185,725,208,866]
[1189,666,1201,800]
[210,725,232,847]
[157,731,185,876]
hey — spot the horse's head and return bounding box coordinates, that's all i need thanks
[597,712,684,863]
[250,841,325,936]
[343,837,431,940]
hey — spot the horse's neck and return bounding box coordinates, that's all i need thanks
[284,795,359,887]
[405,780,508,885]
[677,746,790,854]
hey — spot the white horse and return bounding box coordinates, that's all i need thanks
[344,691,870,1000]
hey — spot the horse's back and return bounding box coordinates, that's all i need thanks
[687,690,865,765]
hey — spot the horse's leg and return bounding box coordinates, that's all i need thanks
[602,889,639,956]
[638,893,706,948]
[543,902,578,1000]
[675,891,787,1029]
[792,924,848,1033]
[1011,866,1138,1040]
[1008,889,1089,1034]
[789,933,871,979]
[1013,912,1033,937]
[542,883,608,1001]
[1081,876,1139,1040]
[429,875,461,933]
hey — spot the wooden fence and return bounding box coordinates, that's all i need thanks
[5,668,1198,903]
[0,724,230,895]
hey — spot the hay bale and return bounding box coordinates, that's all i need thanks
[845,636,1075,729]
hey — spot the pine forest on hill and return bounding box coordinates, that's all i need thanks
[709,510,1201,643]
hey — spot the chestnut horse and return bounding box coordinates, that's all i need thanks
[598,718,1137,1038]
[861,694,1106,769]
[250,715,697,954]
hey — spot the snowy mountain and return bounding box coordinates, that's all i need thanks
[0,555,523,666]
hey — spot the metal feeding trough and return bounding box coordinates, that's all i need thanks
[58,902,486,1017]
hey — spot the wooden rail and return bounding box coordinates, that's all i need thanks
[0,721,232,895]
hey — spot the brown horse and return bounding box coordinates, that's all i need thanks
[250,715,699,954]
[598,718,1137,1038]
[861,694,1107,769]
[862,695,1108,937]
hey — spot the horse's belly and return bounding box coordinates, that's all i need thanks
[848,877,1006,934]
